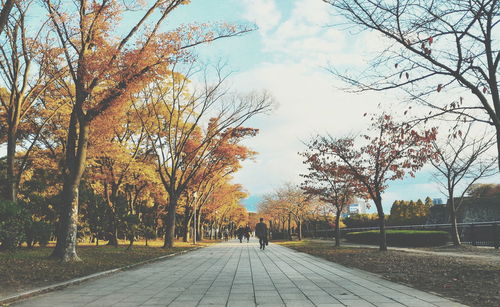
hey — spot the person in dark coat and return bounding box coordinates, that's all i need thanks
[236,226,244,243]
[255,218,268,250]
[243,225,251,243]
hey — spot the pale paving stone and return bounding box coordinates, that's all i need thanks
[11,238,468,307]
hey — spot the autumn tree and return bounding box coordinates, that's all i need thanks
[178,127,257,243]
[316,114,436,250]
[43,0,252,261]
[300,146,359,246]
[0,3,62,202]
[325,0,500,169]
[389,198,432,225]
[430,124,497,245]
[87,99,156,246]
[202,182,248,239]
[259,184,311,241]
[137,64,271,248]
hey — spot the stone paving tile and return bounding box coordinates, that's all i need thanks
[11,239,468,307]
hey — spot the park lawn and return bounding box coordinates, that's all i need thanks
[278,240,500,307]
[0,240,213,297]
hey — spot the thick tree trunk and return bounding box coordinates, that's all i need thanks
[107,213,119,246]
[5,125,18,202]
[51,183,81,261]
[163,196,178,248]
[108,228,118,246]
[375,197,387,251]
[51,116,89,262]
[335,211,341,247]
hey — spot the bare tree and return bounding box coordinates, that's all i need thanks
[430,124,498,245]
[325,0,500,168]
[0,3,62,202]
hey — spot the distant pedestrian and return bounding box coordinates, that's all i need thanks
[244,225,251,243]
[236,226,244,243]
[223,229,229,241]
[255,218,268,250]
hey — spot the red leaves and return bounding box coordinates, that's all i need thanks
[437,84,443,92]
[405,72,409,79]
[428,37,433,44]
[483,86,488,94]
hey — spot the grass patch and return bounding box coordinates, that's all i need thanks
[278,240,500,307]
[0,239,214,296]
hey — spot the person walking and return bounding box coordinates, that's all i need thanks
[244,225,251,243]
[255,218,268,250]
[236,226,244,243]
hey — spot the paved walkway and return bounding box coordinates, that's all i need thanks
[13,239,466,307]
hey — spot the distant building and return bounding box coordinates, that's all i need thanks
[344,199,370,216]
[433,198,444,205]
[427,196,500,224]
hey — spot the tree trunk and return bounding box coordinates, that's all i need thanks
[335,211,341,247]
[287,213,292,240]
[107,213,119,246]
[5,124,18,202]
[449,198,461,245]
[163,196,178,248]
[298,219,302,241]
[0,0,14,36]
[51,183,82,261]
[182,209,191,242]
[375,198,387,251]
[51,116,89,262]
[497,129,500,172]
[196,208,202,241]
[127,235,134,250]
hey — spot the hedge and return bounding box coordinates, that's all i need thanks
[344,230,449,247]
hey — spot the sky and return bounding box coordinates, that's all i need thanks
[165,0,459,213]
[1,0,496,213]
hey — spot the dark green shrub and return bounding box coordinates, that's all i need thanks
[25,221,52,247]
[343,214,383,228]
[344,230,449,247]
[0,200,29,250]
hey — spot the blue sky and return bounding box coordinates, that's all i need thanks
[165,0,456,213]
[155,0,500,213]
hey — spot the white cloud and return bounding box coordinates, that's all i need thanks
[231,61,404,197]
[242,0,281,33]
